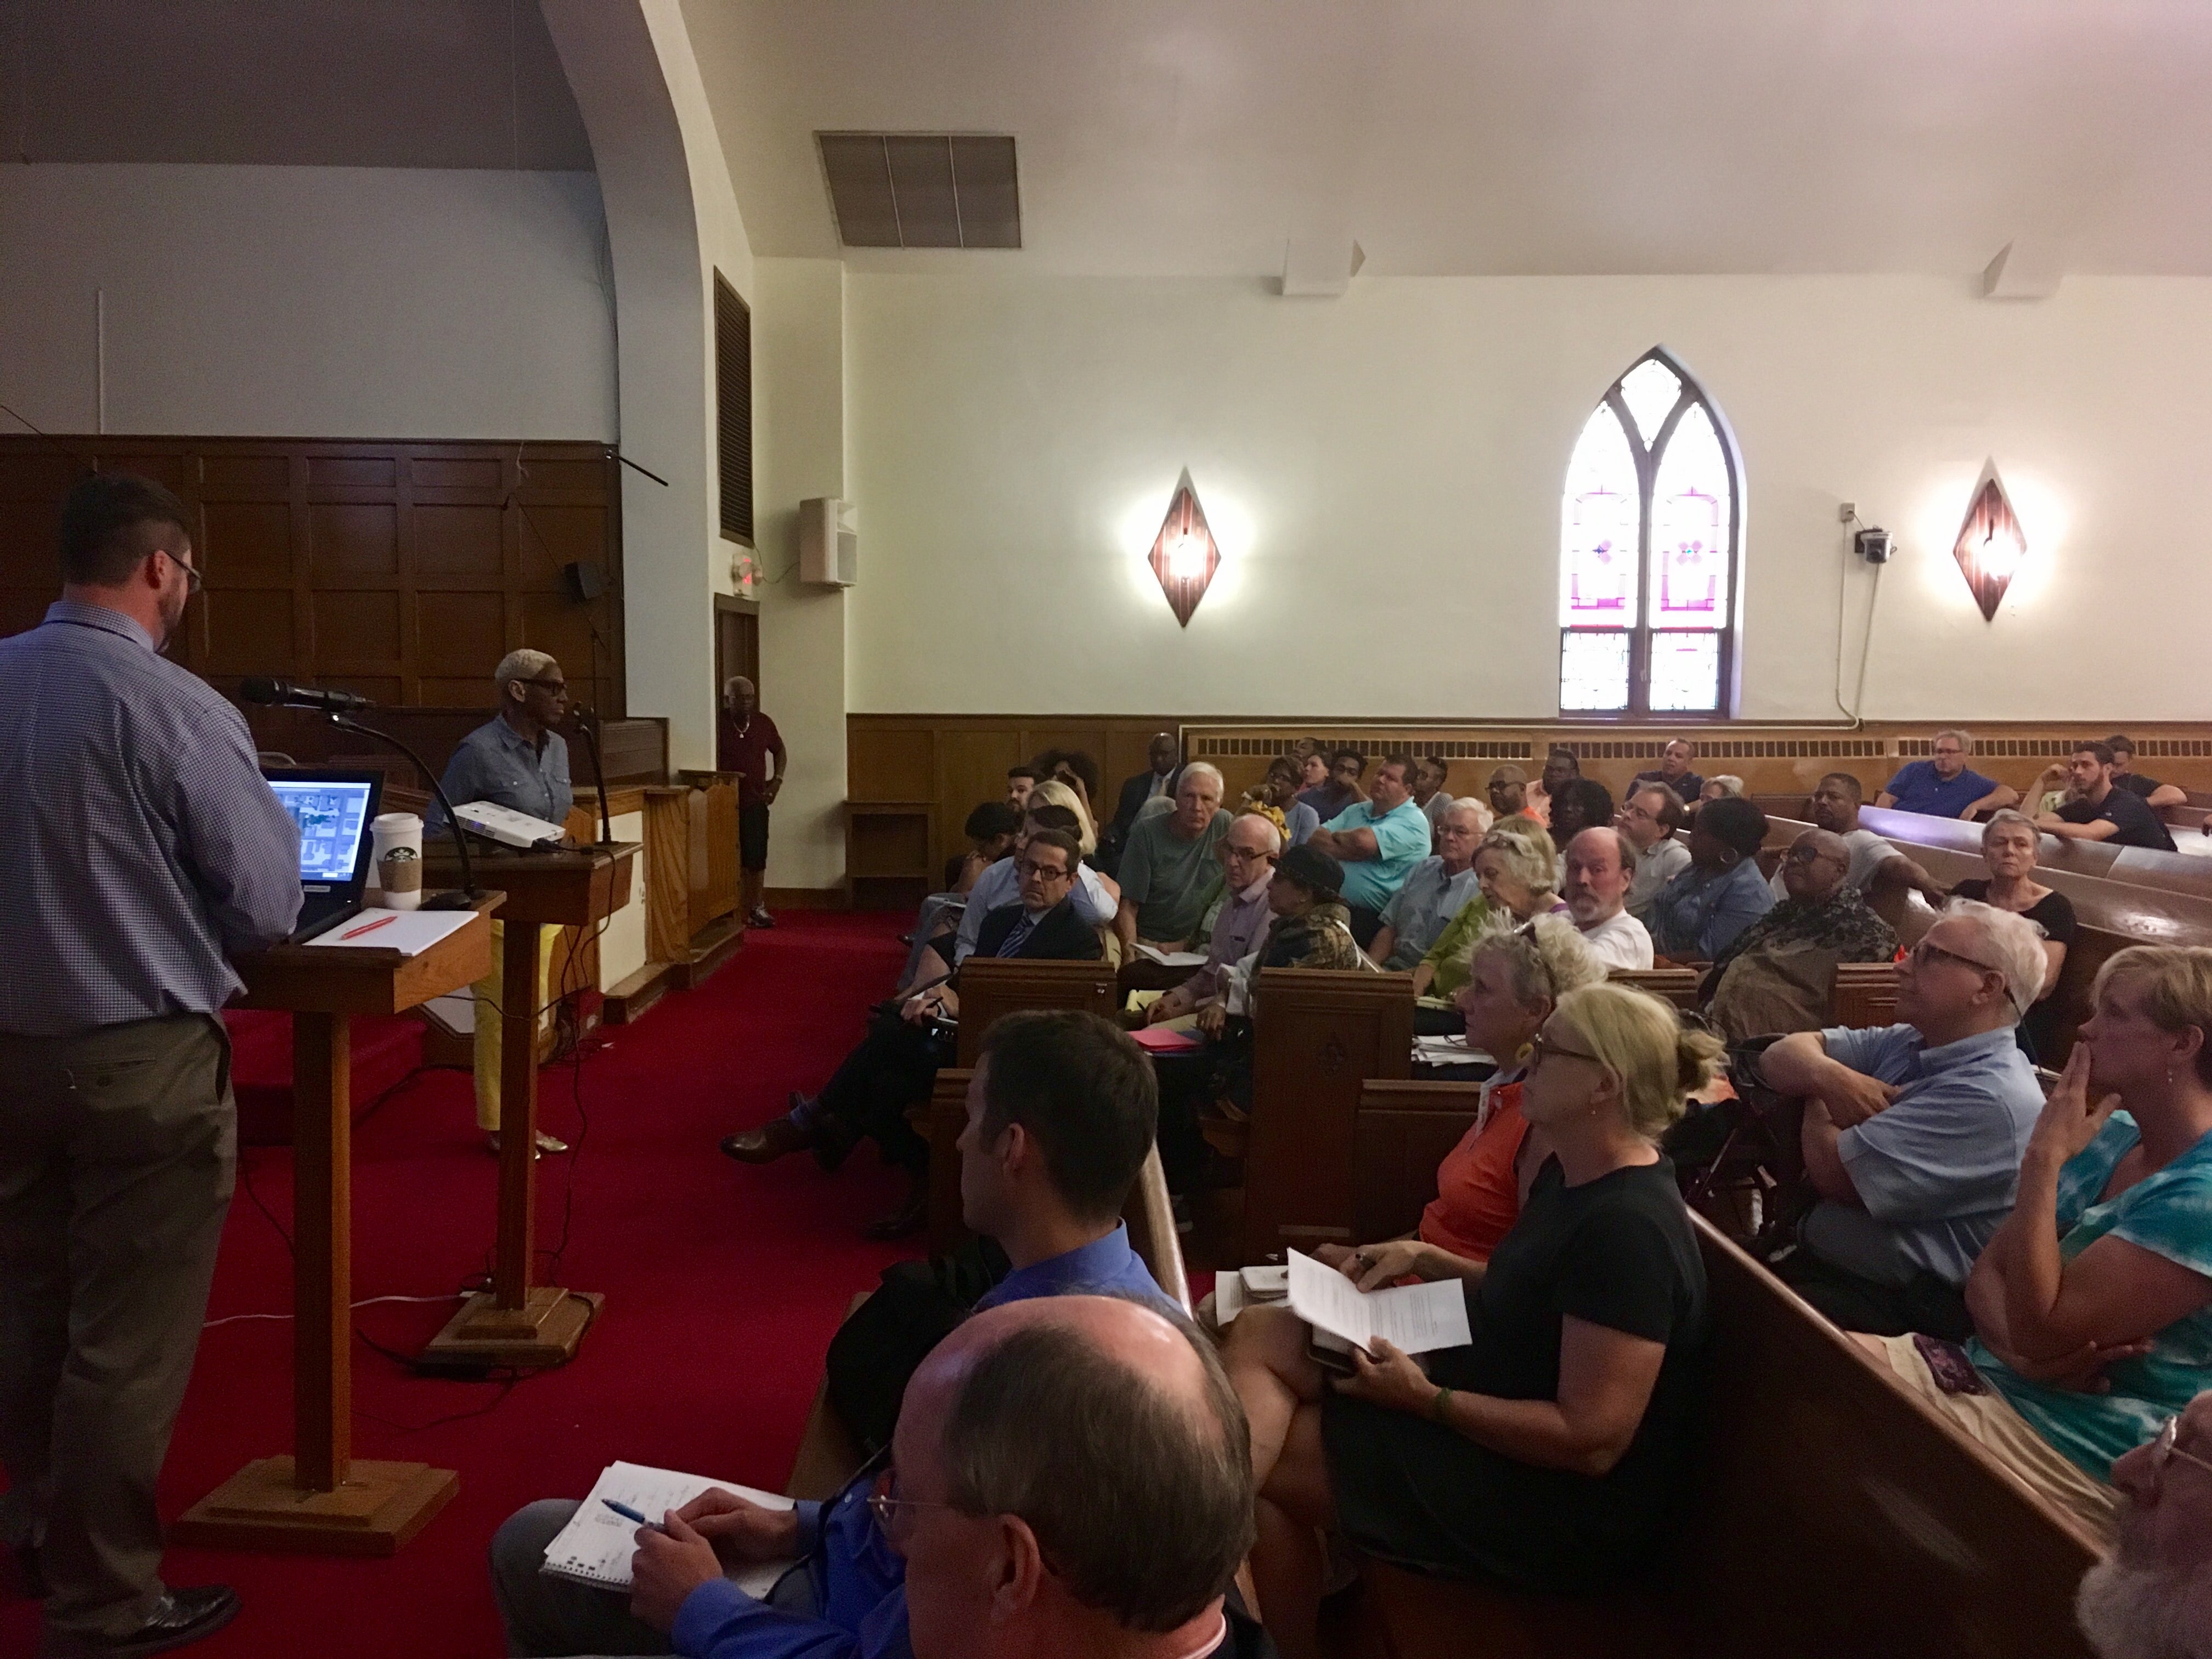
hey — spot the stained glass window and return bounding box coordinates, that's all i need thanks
[1558,348,1740,716]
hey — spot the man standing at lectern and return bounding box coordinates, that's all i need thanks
[0,472,301,1655]
[717,675,787,931]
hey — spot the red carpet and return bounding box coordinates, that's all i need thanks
[0,911,915,1659]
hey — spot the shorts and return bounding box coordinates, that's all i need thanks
[740,802,771,871]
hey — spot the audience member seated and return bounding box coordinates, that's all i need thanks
[1544,777,1615,851]
[2105,734,2190,812]
[1754,900,2048,1338]
[1224,984,1720,1654]
[1560,827,1655,970]
[1144,813,1282,1192]
[1243,754,1319,848]
[900,802,1024,988]
[722,830,1102,1239]
[1644,796,1776,962]
[1413,755,1454,845]
[1860,945,2212,1542]
[1103,731,1186,872]
[1295,746,1329,793]
[1486,763,1537,825]
[1373,917,1608,1266]
[1295,747,1365,821]
[1006,764,1040,810]
[1631,737,1705,806]
[1410,822,1565,1004]
[497,1016,1186,1659]
[1620,782,1691,920]
[935,804,1119,974]
[1306,754,1433,948]
[1523,746,1581,828]
[1030,776,1100,860]
[1876,727,2021,819]
[2076,1389,2212,1659]
[1699,773,1744,804]
[2035,742,2179,852]
[1115,764,1232,951]
[1367,799,1484,970]
[1703,828,1899,1042]
[1772,771,1946,905]
[1950,809,2079,1063]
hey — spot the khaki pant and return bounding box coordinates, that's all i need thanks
[0,1014,235,1641]
[473,920,559,1133]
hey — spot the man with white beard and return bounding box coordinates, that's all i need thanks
[2078,1391,2212,1659]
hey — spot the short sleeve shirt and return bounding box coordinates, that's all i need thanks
[2112,771,2163,800]
[1881,760,2001,818]
[716,712,783,808]
[1631,769,1703,806]
[1377,856,1481,969]
[1971,1117,2212,1479]
[1118,809,1231,943]
[1799,1023,2044,1285]
[1323,799,1433,912]
[2057,787,2177,851]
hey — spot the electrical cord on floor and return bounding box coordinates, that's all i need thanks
[537,908,616,1286]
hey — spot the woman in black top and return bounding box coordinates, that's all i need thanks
[1223,985,1722,1656]
[1949,810,2078,1062]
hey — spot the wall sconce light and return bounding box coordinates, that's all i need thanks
[1952,462,2027,621]
[1147,469,1220,628]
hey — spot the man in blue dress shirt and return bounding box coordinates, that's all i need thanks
[490,1012,1176,1657]
[0,473,302,1655]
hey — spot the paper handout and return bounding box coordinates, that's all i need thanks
[1286,1250,1472,1357]
[540,1461,797,1596]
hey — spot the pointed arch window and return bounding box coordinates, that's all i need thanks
[1560,349,1741,717]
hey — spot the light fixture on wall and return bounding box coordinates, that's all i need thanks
[1952,462,2027,621]
[1147,470,1220,628]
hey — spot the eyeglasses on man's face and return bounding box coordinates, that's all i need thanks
[866,1469,958,1544]
[520,677,569,698]
[2149,1415,2212,1482]
[158,547,202,595]
[1015,858,1073,882]
[1906,938,2001,978]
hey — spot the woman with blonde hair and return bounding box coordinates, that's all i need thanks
[1028,776,1097,858]
[1224,984,1722,1654]
[1409,820,1562,1002]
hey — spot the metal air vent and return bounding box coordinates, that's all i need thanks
[816,133,1020,250]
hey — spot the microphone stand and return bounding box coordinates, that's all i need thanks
[574,708,617,849]
[328,713,482,906]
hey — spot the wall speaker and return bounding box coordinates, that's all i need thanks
[799,498,858,587]
[562,561,608,602]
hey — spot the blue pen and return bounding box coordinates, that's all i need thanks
[603,1498,666,1533]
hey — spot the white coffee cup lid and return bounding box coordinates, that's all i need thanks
[372,811,424,832]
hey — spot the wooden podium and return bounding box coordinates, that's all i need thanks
[173,899,497,1555]
[418,844,639,1369]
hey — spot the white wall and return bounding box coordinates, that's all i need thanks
[845,273,2212,723]
[0,163,614,439]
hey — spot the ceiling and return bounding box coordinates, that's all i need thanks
[681,0,2212,277]
[0,0,592,170]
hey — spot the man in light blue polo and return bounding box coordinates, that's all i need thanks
[1306,753,1433,951]
[1756,899,2050,1339]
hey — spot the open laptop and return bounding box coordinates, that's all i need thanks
[264,770,383,943]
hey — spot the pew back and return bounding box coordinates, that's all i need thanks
[951,956,1122,1065]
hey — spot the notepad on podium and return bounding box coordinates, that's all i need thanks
[541,1462,798,1596]
[304,909,478,957]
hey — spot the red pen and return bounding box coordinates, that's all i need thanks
[336,913,399,941]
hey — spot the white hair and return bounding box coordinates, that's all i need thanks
[1707,775,1745,798]
[1938,898,2049,1023]
[1229,811,1283,855]
[1180,761,1225,797]
[494,648,557,695]
[1443,797,1493,833]
[1933,727,1974,753]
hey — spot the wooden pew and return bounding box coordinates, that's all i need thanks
[1241,969,1415,1265]
[1857,803,2212,909]
[1611,962,1898,1028]
[951,955,1122,1065]
[1347,1116,2102,1659]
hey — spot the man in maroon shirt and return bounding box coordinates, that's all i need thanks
[716,676,787,929]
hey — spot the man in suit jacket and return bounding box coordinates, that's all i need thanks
[1102,732,1184,873]
[722,831,1103,1237]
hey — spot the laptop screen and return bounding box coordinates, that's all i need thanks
[268,779,377,885]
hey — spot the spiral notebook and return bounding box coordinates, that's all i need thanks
[539,1460,798,1596]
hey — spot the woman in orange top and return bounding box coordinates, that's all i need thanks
[1319,916,1607,1277]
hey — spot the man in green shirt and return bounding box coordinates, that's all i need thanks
[1115,764,1231,950]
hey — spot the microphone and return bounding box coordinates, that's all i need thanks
[239,676,375,713]
[568,705,618,849]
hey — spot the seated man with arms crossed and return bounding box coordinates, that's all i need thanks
[1705,828,1898,1042]
[495,1014,1183,1659]
[1756,900,2048,1338]
[1305,753,1432,949]
[1876,727,2020,820]
[1366,798,1484,971]
[1560,827,1655,970]
[1115,764,1231,952]
[1620,782,1690,921]
[2104,734,2190,812]
[2034,742,2179,852]
[1630,737,1704,806]
[1775,772,1946,906]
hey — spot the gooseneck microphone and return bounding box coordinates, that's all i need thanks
[238,676,375,713]
[569,705,618,849]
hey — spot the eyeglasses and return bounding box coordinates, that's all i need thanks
[158,548,202,595]
[1528,1029,1601,1068]
[1908,938,2022,1013]
[1014,859,1073,881]
[866,1469,959,1544]
[2149,1415,2212,1481]
[1784,844,1846,866]
[520,677,569,697]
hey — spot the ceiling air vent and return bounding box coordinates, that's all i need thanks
[816,133,1020,250]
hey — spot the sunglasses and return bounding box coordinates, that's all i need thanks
[1528,1029,1601,1068]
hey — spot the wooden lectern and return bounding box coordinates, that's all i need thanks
[418,844,639,1369]
[173,899,497,1555]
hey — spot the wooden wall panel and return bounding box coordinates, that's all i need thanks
[0,436,624,716]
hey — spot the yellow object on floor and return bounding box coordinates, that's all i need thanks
[473,919,560,1132]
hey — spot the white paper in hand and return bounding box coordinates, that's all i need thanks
[540,1461,797,1597]
[1286,1250,1471,1357]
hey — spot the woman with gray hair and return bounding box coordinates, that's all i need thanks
[1409,821,1564,1002]
[1946,808,2079,1062]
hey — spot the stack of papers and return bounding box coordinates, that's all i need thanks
[1413,1033,1492,1067]
[1286,1250,1471,1356]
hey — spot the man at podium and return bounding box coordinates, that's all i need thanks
[0,473,302,1655]
[436,648,575,1158]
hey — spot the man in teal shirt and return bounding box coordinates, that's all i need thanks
[1307,754,1432,949]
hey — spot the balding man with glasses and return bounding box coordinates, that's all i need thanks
[1756,899,2050,1338]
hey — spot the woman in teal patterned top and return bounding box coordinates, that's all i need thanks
[1964,946,2212,1481]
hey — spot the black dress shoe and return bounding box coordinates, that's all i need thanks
[719,1113,814,1165]
[864,1177,930,1241]
[41,1586,241,1658]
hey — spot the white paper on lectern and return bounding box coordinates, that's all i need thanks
[302,910,476,957]
[1286,1250,1471,1356]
